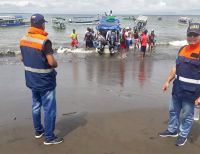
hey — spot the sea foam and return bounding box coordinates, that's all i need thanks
[168,40,188,46]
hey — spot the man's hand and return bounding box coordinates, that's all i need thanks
[162,65,176,92]
[162,81,170,92]
[195,97,200,105]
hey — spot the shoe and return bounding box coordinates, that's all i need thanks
[44,137,64,145]
[159,130,178,137]
[35,132,44,139]
[175,136,187,146]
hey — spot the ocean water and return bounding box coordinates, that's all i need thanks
[0,14,196,117]
[0,14,198,55]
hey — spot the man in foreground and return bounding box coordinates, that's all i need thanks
[159,23,200,146]
[20,13,63,145]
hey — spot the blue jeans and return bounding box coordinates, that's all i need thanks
[32,89,56,141]
[126,40,130,48]
[167,95,194,138]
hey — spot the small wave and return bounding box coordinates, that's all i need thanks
[156,40,188,47]
[0,41,189,57]
[0,50,20,57]
[56,46,95,54]
[156,42,169,45]
[168,40,188,47]
[56,46,114,54]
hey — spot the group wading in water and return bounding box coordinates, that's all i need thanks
[68,13,156,59]
[70,27,156,59]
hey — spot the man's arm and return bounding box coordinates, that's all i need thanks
[162,64,176,92]
[70,33,73,40]
[76,33,78,41]
[19,54,23,62]
[43,40,58,68]
[46,54,57,68]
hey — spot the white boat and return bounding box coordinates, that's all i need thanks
[67,16,100,25]
[122,16,136,21]
[0,15,29,27]
[134,15,148,32]
[51,17,66,29]
[178,17,192,25]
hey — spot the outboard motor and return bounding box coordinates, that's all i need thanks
[97,41,105,55]
[96,33,106,55]
[109,37,115,55]
[109,31,119,55]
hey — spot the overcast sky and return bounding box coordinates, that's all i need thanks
[0,0,200,15]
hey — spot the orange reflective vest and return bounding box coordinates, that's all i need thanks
[173,44,200,102]
[20,27,56,91]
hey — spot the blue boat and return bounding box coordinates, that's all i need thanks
[96,16,120,31]
[0,15,30,27]
[95,16,121,55]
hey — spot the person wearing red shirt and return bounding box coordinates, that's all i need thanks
[140,30,149,60]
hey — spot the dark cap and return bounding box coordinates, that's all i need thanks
[31,14,47,26]
[187,23,200,34]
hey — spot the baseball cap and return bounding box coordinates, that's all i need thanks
[31,14,47,26]
[187,23,200,34]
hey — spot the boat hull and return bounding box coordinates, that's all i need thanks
[0,15,30,27]
[67,16,100,25]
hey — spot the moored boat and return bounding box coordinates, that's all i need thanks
[178,17,192,25]
[134,15,148,32]
[0,15,29,27]
[158,16,162,21]
[67,16,100,25]
[122,16,136,21]
[51,17,66,29]
[96,16,121,55]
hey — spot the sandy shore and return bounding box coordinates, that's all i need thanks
[0,53,200,153]
[0,108,200,154]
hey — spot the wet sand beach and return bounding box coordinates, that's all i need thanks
[0,51,200,154]
[1,109,200,154]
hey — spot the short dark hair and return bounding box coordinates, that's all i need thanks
[144,29,148,34]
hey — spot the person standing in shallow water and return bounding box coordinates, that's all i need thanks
[70,29,78,48]
[119,28,127,59]
[159,23,200,146]
[84,28,94,49]
[140,30,149,60]
[148,29,156,52]
[133,29,139,49]
[19,13,63,145]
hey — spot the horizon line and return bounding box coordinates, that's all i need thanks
[0,12,200,16]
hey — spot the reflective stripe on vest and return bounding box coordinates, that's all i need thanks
[21,35,51,73]
[22,36,44,44]
[20,36,45,50]
[24,66,53,73]
[175,75,200,84]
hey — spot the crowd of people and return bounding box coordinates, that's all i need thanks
[69,26,156,59]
